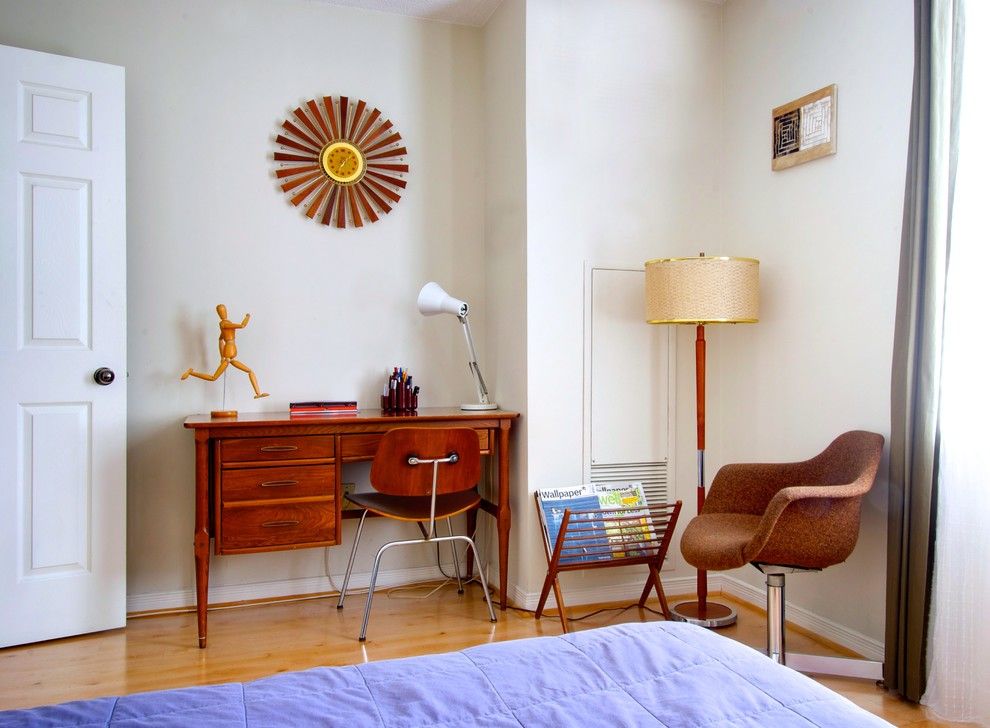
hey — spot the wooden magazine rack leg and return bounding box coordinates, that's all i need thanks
[534,500,682,634]
[639,561,672,619]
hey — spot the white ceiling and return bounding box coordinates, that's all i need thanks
[321,0,504,27]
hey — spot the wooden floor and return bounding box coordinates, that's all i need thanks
[0,583,969,726]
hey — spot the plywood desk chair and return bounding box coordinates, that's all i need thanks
[336,427,497,641]
[679,430,884,678]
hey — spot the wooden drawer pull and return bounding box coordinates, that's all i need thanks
[259,445,299,453]
[261,520,301,528]
[259,479,299,488]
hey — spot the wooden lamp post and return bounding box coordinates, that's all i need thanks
[644,254,759,628]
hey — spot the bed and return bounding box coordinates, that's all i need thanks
[0,622,891,727]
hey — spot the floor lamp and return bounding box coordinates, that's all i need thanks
[644,254,759,628]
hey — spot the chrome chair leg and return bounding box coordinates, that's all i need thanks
[357,532,496,641]
[337,509,368,610]
[447,518,464,594]
[460,536,496,623]
[359,540,399,641]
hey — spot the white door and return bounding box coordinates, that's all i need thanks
[0,45,126,647]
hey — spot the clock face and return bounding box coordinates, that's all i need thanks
[273,95,408,229]
[321,141,365,184]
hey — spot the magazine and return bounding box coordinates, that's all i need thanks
[592,482,655,558]
[535,485,609,563]
[535,482,654,563]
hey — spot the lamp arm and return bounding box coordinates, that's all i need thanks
[458,314,491,405]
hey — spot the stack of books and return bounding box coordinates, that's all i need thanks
[288,401,358,416]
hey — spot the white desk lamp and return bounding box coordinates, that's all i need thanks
[417,282,497,411]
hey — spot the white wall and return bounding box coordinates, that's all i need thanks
[483,0,529,590]
[0,0,487,606]
[522,0,724,598]
[714,0,913,642]
[517,0,914,651]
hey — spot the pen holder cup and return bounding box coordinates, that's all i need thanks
[381,391,418,414]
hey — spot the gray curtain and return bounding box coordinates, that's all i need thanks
[885,0,963,702]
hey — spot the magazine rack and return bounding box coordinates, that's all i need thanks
[534,499,682,633]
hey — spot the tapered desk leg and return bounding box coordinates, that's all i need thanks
[497,423,511,610]
[193,431,211,648]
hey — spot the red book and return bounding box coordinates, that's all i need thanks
[289,409,359,417]
[290,401,357,409]
[289,405,358,412]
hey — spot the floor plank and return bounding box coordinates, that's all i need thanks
[0,583,969,726]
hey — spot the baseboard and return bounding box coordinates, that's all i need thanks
[718,575,884,661]
[126,563,454,615]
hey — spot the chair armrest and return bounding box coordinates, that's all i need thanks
[704,462,821,516]
[740,485,865,566]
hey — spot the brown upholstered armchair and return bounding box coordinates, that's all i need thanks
[679,430,884,676]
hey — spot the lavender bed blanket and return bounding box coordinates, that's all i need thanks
[0,622,891,727]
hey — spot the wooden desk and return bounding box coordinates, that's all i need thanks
[184,408,519,647]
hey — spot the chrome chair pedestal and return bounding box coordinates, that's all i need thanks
[758,565,882,680]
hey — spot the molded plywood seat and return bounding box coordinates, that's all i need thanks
[346,489,480,522]
[336,428,497,640]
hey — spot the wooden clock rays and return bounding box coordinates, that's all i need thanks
[273,96,408,228]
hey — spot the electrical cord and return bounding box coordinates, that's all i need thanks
[204,509,667,622]
[386,579,453,599]
[324,546,341,594]
[507,602,665,623]
[436,517,492,589]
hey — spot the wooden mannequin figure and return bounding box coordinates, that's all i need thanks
[181,305,269,405]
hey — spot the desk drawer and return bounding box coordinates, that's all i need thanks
[221,436,333,463]
[220,501,334,551]
[338,433,382,460]
[221,464,334,503]
[339,429,490,459]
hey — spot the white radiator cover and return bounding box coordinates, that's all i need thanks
[589,461,669,508]
[584,265,676,509]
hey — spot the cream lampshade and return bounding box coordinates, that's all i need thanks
[645,256,759,324]
[644,254,759,628]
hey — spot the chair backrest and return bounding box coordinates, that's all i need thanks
[756,430,884,569]
[807,430,885,492]
[370,427,481,497]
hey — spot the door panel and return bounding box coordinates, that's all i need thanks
[22,173,91,347]
[0,44,126,647]
[20,403,91,575]
[19,82,92,149]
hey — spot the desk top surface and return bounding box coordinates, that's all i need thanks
[184,407,519,429]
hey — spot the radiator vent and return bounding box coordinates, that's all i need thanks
[590,461,669,507]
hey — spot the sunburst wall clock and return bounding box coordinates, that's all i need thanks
[273,96,408,228]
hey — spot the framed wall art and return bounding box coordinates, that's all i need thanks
[771,84,836,171]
